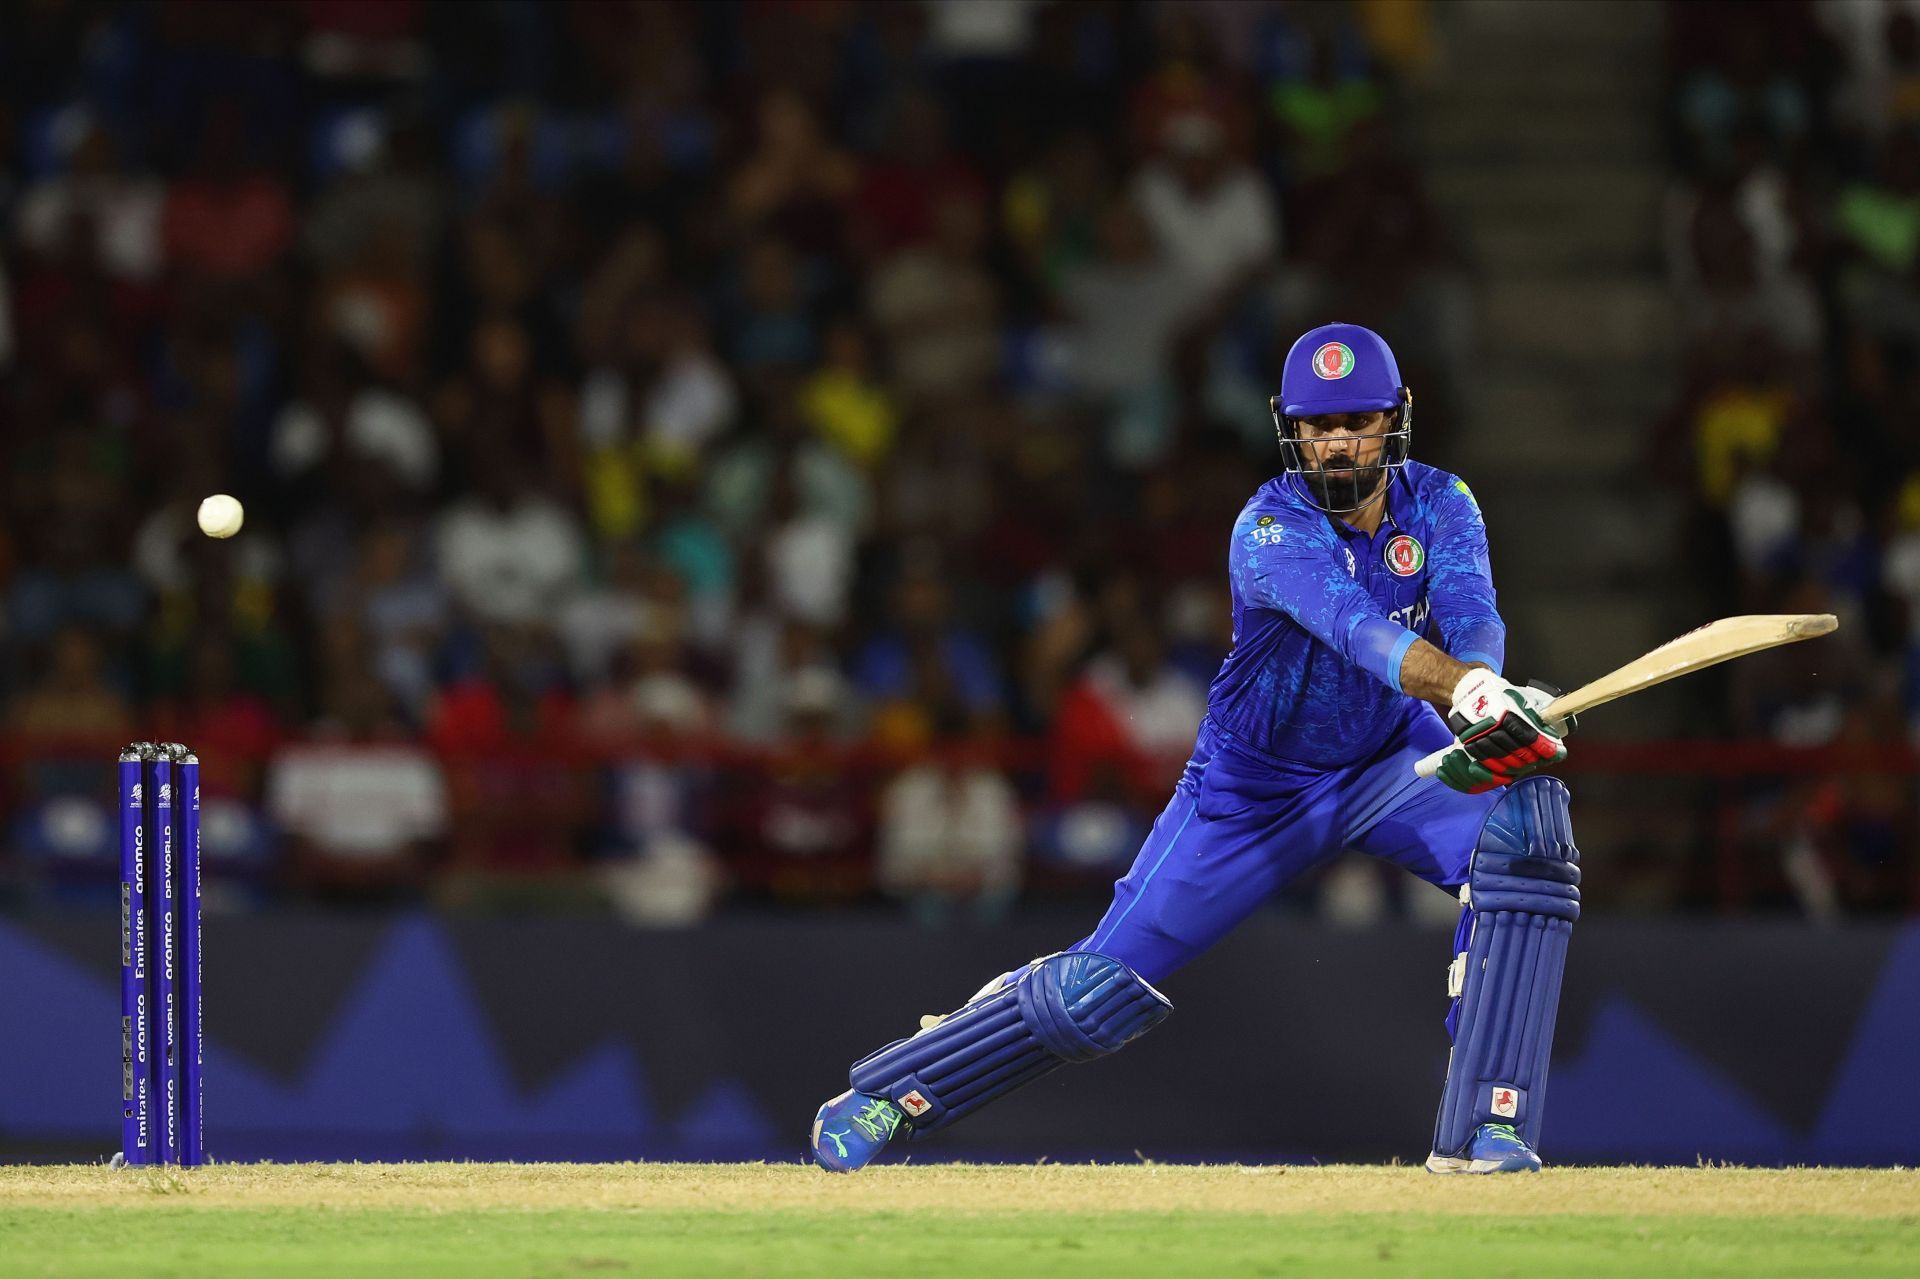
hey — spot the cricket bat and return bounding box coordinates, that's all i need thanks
[1413,613,1839,779]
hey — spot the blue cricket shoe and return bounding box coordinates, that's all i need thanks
[809,1089,906,1173]
[1425,1122,1543,1174]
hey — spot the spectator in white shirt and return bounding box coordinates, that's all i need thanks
[434,443,587,628]
[271,382,439,493]
[15,121,165,283]
[1132,111,1279,307]
[578,300,738,464]
[877,737,1023,925]
[267,647,446,902]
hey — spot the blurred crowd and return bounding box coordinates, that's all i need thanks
[6,0,1914,923]
[21,0,1909,926]
[1663,0,1920,914]
[0,0,1472,922]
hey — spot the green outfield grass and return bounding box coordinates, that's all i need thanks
[1,1163,1915,1278]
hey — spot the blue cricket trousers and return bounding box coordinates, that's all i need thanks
[1073,703,1503,984]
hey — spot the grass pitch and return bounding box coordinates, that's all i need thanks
[1,1163,1915,1277]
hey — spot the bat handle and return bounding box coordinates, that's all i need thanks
[1415,694,1575,778]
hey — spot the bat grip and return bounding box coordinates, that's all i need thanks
[1415,693,1576,779]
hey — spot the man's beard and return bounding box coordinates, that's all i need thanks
[1304,458,1386,511]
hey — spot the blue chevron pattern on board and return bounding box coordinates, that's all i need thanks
[0,919,1914,1163]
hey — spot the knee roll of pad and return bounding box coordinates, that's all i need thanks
[1433,776,1580,1159]
[1467,772,1579,921]
[849,951,1172,1132]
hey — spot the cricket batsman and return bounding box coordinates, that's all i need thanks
[809,323,1579,1174]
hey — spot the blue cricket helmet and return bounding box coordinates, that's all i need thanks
[1278,322,1405,416]
[1269,322,1414,514]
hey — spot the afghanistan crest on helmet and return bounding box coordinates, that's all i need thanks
[1311,342,1356,380]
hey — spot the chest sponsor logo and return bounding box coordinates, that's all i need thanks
[1388,596,1429,631]
[1345,546,1356,577]
[1311,342,1355,379]
[1384,533,1424,576]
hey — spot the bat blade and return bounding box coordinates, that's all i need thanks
[1541,613,1838,722]
[1413,614,1839,780]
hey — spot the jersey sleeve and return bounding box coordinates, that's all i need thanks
[1234,513,1421,692]
[1426,476,1505,673]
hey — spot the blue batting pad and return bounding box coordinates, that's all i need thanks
[849,951,1172,1132]
[1432,776,1579,1158]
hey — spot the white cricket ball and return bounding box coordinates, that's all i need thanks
[196,494,245,539]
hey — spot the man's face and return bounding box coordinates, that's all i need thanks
[1296,410,1391,509]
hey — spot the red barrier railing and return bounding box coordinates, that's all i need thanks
[5,731,1912,774]
[2,731,1913,913]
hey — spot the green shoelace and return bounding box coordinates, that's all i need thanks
[849,1099,902,1143]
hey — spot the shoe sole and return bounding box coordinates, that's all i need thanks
[1424,1152,1542,1174]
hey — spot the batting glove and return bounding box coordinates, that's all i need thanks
[1432,672,1574,795]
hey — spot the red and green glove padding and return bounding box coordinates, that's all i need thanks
[1432,671,1575,795]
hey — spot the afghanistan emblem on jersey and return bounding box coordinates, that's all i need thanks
[1384,533,1424,576]
[1311,342,1356,380]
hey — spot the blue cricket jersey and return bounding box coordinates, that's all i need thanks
[1208,461,1505,769]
